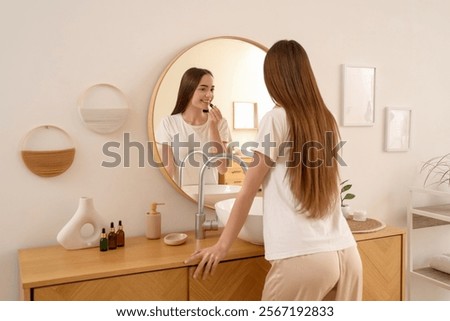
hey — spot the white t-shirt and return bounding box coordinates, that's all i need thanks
[253,107,356,261]
[155,113,232,186]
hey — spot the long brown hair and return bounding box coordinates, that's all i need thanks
[171,67,213,115]
[263,40,340,219]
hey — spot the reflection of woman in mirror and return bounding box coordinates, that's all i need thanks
[155,67,231,186]
[185,40,362,301]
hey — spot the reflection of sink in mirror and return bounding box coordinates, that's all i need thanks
[215,196,263,245]
[182,184,241,206]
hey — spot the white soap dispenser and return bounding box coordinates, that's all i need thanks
[146,202,164,239]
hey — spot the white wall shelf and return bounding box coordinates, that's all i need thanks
[407,188,450,296]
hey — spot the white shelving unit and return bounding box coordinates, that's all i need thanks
[407,188,450,298]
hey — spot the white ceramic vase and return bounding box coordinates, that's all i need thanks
[341,205,352,219]
[57,197,107,250]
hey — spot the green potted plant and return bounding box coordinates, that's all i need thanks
[420,153,450,191]
[340,179,356,218]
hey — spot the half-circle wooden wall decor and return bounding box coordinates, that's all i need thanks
[78,83,130,134]
[21,125,76,177]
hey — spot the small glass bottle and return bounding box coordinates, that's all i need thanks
[99,228,108,251]
[116,220,125,247]
[108,222,117,250]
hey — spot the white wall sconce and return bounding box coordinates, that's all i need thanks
[78,83,130,134]
[20,125,76,177]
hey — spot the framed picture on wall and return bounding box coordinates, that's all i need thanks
[384,107,411,152]
[233,102,258,130]
[342,65,376,126]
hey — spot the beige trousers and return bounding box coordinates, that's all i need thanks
[261,246,363,301]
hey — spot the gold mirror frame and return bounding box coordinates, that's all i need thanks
[148,36,269,207]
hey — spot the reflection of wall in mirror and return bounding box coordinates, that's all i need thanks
[153,38,273,151]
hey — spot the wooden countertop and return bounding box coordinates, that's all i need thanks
[18,226,406,290]
[18,229,264,289]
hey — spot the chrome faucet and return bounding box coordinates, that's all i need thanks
[195,153,249,239]
[178,150,208,187]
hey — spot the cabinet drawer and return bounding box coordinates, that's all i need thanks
[357,235,403,301]
[189,256,270,300]
[34,268,188,301]
[219,157,251,185]
[220,172,245,185]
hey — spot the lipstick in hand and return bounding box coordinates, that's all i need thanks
[203,103,216,113]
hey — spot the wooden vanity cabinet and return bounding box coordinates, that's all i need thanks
[34,268,188,301]
[19,227,405,301]
[189,257,270,301]
[29,258,270,301]
[354,226,406,301]
[18,231,268,301]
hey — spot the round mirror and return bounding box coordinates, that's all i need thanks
[148,36,270,207]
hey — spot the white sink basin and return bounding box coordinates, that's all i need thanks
[215,196,263,245]
[182,184,241,206]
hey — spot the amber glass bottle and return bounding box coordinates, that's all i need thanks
[116,220,125,247]
[108,222,117,250]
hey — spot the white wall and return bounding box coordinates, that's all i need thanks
[1,0,449,300]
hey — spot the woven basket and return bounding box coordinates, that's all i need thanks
[78,83,129,134]
[21,125,76,177]
[346,217,386,233]
[22,148,75,177]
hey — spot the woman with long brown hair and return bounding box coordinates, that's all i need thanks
[185,40,362,301]
[156,67,231,185]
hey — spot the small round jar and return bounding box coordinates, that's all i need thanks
[353,210,367,222]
